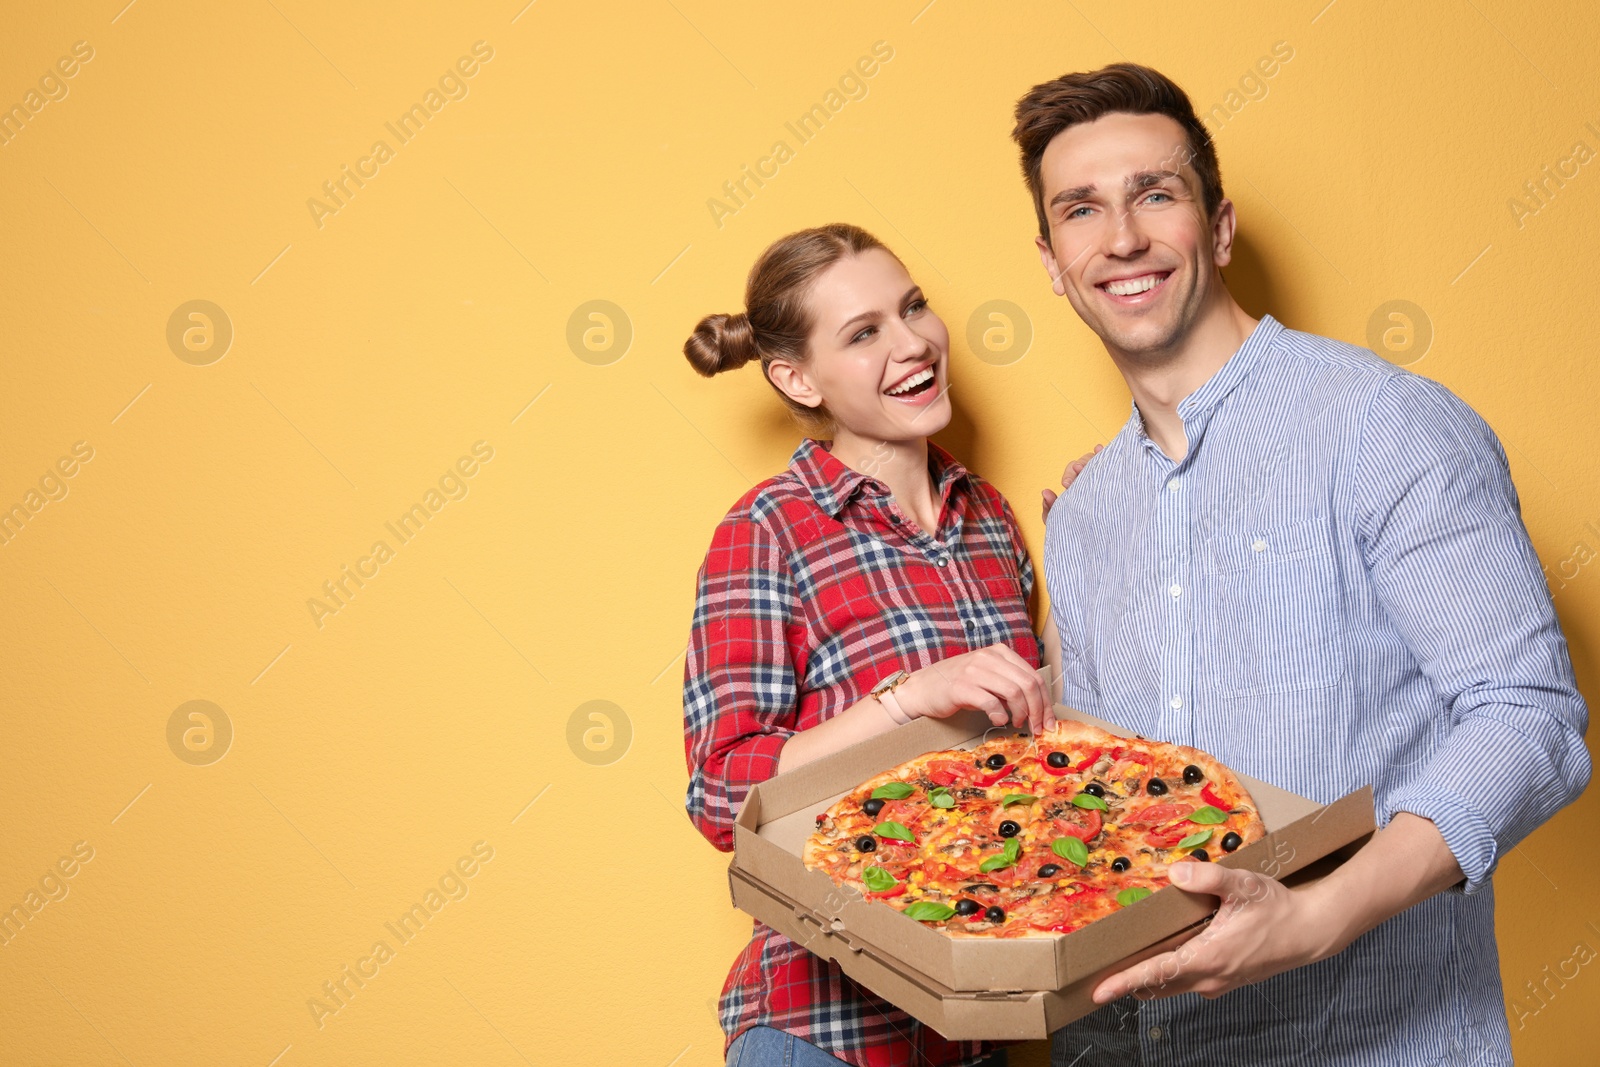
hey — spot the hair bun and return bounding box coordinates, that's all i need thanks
[684,312,758,377]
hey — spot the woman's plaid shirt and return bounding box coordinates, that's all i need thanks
[682,437,1042,1067]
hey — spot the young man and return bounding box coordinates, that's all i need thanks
[1014,63,1590,1065]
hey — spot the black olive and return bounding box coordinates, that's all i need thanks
[1046,751,1069,768]
[1084,782,1105,797]
[985,753,1007,770]
[1111,856,1131,873]
[1038,864,1062,878]
[962,883,999,894]
[856,835,876,852]
[1182,764,1203,785]
[862,798,885,817]
[998,820,1021,838]
[1146,777,1168,796]
[1221,832,1242,853]
[983,906,1006,923]
[1192,849,1211,862]
[954,898,981,916]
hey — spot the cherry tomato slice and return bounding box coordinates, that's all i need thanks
[1052,809,1102,841]
[1146,824,1191,848]
[1120,801,1192,826]
[927,759,971,787]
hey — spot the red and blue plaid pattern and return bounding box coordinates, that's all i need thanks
[683,437,1042,1067]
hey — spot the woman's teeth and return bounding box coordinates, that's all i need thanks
[1102,273,1167,296]
[886,368,935,396]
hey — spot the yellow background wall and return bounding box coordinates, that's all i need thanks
[1,1,1595,1064]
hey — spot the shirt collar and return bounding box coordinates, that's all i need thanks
[789,437,970,518]
[1130,313,1285,443]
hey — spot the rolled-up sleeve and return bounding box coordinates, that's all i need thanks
[682,505,802,853]
[1353,372,1591,893]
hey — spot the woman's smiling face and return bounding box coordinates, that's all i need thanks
[769,247,952,442]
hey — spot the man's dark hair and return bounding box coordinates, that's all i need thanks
[1012,62,1223,244]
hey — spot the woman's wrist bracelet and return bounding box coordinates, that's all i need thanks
[877,688,913,726]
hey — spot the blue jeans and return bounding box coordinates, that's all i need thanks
[726,1025,1008,1067]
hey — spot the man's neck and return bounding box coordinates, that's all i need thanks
[1107,294,1260,462]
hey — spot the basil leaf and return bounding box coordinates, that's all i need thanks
[927,786,955,809]
[1117,887,1153,907]
[863,866,898,893]
[1177,829,1213,849]
[1002,793,1039,807]
[1051,836,1089,866]
[904,901,957,922]
[979,838,1021,873]
[871,781,915,801]
[1072,793,1109,811]
[1187,805,1228,825]
[874,820,914,842]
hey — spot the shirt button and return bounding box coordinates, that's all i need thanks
[963,619,975,632]
[1168,477,1182,490]
[937,557,949,567]
[1148,1025,1163,1040]
[1168,583,1182,597]
[1169,695,1182,709]
[1252,539,1267,552]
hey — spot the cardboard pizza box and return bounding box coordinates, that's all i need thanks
[727,704,1376,1040]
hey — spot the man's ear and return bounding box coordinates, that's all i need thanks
[1210,197,1239,268]
[1035,236,1068,296]
[766,358,825,410]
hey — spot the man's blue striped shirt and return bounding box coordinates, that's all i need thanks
[1043,313,1589,1066]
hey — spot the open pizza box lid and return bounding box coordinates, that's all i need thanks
[729,704,1375,1039]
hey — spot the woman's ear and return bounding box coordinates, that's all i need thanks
[766,358,825,410]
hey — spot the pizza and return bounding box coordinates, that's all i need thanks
[802,720,1265,937]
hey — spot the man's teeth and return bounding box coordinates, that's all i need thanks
[1102,274,1166,297]
[886,368,934,396]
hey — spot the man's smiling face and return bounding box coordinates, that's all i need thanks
[1033,111,1233,361]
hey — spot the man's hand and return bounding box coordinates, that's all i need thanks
[1041,444,1103,521]
[1092,812,1465,1003]
[1091,861,1340,1003]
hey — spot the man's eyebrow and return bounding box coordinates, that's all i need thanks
[1048,170,1185,211]
[1049,183,1097,209]
[1127,168,1183,190]
[835,286,922,337]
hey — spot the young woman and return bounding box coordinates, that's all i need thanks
[680,223,1059,1067]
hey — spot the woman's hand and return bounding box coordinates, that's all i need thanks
[894,644,1054,734]
[1041,444,1103,521]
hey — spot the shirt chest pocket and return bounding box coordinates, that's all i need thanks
[1200,518,1343,696]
